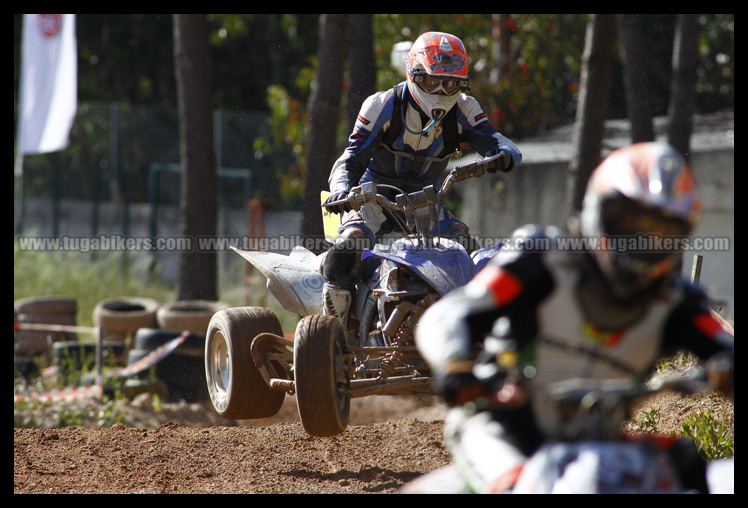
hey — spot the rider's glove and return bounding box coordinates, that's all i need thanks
[323,190,352,215]
[485,149,512,173]
[434,370,484,407]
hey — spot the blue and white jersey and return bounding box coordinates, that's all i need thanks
[329,82,522,195]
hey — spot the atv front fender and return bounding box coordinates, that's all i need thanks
[232,246,325,316]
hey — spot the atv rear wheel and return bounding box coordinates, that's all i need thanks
[205,307,285,419]
[294,314,350,437]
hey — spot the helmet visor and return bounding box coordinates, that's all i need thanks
[599,194,690,287]
[412,74,469,96]
[601,194,691,238]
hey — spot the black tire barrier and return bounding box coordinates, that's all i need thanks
[127,334,209,404]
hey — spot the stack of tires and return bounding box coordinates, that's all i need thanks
[14,296,78,378]
[92,297,160,345]
[99,299,228,402]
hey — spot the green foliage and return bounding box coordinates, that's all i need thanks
[373,14,588,138]
[655,351,697,374]
[14,14,734,209]
[695,14,734,112]
[633,407,661,432]
[253,84,310,204]
[14,393,128,428]
[682,409,734,460]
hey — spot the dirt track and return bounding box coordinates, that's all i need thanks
[14,389,732,494]
[14,395,451,494]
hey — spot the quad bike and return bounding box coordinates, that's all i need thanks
[402,338,734,494]
[204,153,508,437]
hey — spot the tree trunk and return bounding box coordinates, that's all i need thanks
[618,14,656,143]
[567,14,617,215]
[301,14,348,251]
[667,14,700,160]
[490,14,513,87]
[346,14,375,134]
[173,14,218,300]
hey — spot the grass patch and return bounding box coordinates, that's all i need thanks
[682,408,734,460]
[637,352,735,460]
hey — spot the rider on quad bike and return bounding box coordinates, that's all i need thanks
[414,142,735,493]
[321,31,522,324]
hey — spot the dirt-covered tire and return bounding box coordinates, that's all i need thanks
[157,300,229,335]
[14,296,79,351]
[14,313,78,355]
[205,307,285,419]
[14,296,77,316]
[294,314,350,437]
[93,297,159,336]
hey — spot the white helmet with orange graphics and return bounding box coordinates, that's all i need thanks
[406,32,470,121]
[580,142,702,298]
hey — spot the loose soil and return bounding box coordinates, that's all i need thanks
[14,385,733,494]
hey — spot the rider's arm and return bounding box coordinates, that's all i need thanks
[328,89,395,193]
[662,282,734,398]
[662,281,734,357]
[455,95,522,170]
[416,225,554,375]
[663,281,734,391]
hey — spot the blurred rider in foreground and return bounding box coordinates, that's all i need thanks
[414,142,734,493]
[321,31,522,323]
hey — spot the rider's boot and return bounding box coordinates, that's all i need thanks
[321,225,373,331]
[322,283,352,330]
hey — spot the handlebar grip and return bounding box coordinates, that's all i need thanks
[495,151,510,171]
[451,153,503,181]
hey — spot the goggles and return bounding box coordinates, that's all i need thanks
[601,194,691,238]
[412,73,469,96]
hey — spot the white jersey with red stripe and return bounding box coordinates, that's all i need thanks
[416,224,733,435]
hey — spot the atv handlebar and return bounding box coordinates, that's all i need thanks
[323,152,509,213]
[447,152,509,184]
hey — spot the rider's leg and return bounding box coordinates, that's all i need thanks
[322,217,375,327]
[444,404,543,493]
[322,224,374,289]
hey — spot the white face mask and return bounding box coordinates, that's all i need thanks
[407,79,459,121]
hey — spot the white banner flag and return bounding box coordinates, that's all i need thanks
[18,14,77,155]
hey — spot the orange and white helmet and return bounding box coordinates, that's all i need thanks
[406,32,470,120]
[579,142,701,297]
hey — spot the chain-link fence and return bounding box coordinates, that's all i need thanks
[15,102,298,233]
[14,102,306,284]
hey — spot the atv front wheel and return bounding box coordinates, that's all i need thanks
[294,314,350,437]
